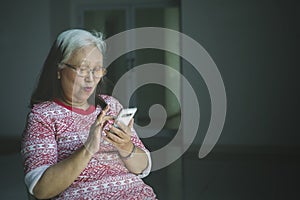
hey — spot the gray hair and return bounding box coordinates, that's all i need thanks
[57,29,106,64]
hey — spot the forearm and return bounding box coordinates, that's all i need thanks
[120,144,148,175]
[104,121,149,175]
[33,146,92,199]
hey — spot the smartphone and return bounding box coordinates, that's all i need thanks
[114,108,137,127]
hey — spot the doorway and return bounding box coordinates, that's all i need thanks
[80,2,181,132]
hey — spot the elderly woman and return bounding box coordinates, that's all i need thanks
[21,29,156,199]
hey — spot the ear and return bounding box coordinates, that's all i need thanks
[57,71,61,79]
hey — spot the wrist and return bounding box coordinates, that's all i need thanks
[80,145,94,160]
[119,143,136,160]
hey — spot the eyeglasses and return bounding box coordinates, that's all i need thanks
[61,63,106,78]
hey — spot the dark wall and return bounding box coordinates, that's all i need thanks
[0,0,298,156]
[0,0,51,138]
[0,0,298,150]
[181,0,299,148]
[179,1,299,199]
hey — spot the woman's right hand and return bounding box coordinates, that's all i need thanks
[84,105,112,155]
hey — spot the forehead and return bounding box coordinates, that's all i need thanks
[67,45,103,65]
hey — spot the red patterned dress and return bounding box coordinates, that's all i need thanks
[21,95,156,199]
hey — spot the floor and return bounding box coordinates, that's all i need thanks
[143,146,300,200]
[0,153,28,199]
[1,138,299,200]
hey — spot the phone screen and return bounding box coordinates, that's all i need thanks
[114,108,137,127]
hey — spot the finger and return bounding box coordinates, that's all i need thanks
[92,117,113,135]
[108,127,132,147]
[107,127,129,142]
[114,121,131,135]
[104,130,123,144]
[99,120,111,132]
[103,136,118,146]
[109,125,125,137]
[96,117,111,130]
[95,105,110,126]
[102,115,114,123]
[97,105,110,118]
[103,104,110,113]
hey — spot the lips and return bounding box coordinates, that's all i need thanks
[83,87,93,92]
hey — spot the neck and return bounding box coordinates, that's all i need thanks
[61,95,89,110]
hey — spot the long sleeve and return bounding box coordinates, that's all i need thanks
[21,109,57,194]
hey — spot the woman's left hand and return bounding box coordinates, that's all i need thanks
[104,119,134,156]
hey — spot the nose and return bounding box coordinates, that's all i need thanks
[85,70,94,82]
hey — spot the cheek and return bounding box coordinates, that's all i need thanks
[61,79,73,95]
[71,77,85,93]
[60,73,77,94]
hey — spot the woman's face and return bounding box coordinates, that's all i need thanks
[60,45,103,105]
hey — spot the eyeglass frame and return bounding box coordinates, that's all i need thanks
[59,62,107,78]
